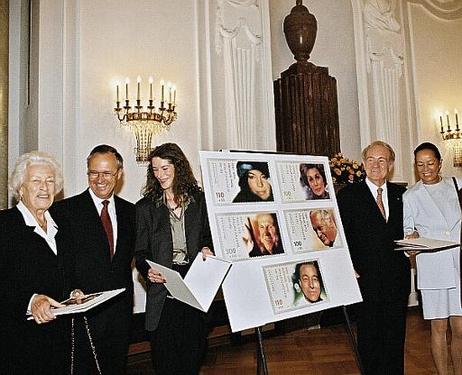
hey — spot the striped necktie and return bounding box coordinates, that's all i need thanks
[376,187,386,220]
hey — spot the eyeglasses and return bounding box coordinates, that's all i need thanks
[87,170,118,180]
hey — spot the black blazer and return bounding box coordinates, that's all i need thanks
[50,189,136,337]
[135,192,213,331]
[0,207,73,373]
[337,181,410,302]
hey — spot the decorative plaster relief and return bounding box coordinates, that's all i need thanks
[407,0,462,19]
[364,0,401,32]
[363,0,405,178]
[216,0,262,149]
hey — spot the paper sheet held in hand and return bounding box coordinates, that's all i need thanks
[395,237,459,251]
[147,254,231,312]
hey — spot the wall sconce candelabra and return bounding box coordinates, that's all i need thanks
[114,76,177,164]
[439,109,461,167]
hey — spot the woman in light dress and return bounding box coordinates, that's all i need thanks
[403,142,462,374]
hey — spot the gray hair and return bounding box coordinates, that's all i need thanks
[361,140,396,162]
[9,151,64,200]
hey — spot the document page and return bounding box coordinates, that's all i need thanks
[147,254,231,312]
[395,237,459,251]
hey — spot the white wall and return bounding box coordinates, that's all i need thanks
[24,0,208,202]
[269,0,362,161]
[76,0,204,202]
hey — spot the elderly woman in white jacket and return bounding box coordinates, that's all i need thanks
[403,142,462,375]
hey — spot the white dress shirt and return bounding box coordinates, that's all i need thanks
[17,200,58,255]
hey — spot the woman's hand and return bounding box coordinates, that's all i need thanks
[201,247,214,260]
[31,294,64,324]
[148,267,166,284]
[404,231,420,256]
[405,231,419,240]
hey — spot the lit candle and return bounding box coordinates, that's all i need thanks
[167,81,172,104]
[440,115,444,133]
[149,76,153,100]
[172,85,176,106]
[456,109,459,131]
[116,82,119,102]
[137,76,141,101]
[125,78,129,100]
[160,80,165,103]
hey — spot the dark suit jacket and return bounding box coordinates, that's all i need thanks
[337,181,410,302]
[50,189,136,338]
[135,192,213,331]
[0,207,73,373]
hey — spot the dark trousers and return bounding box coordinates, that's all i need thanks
[72,317,129,375]
[356,296,408,375]
[150,297,207,375]
[2,324,70,375]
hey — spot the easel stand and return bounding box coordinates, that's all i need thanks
[342,306,364,375]
[255,326,269,375]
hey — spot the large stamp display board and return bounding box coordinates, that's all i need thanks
[200,151,362,332]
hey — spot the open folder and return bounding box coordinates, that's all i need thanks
[27,288,125,320]
[147,254,232,312]
[395,237,459,252]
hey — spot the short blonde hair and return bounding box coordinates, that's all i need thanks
[361,140,396,162]
[9,151,64,200]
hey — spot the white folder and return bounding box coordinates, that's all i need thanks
[147,254,231,312]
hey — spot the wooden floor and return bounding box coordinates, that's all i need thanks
[128,308,444,374]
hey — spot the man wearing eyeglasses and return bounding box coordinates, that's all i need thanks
[337,140,410,375]
[51,144,135,374]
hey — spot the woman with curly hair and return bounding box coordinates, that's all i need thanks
[135,143,214,375]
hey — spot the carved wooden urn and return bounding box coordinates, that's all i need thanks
[283,0,318,62]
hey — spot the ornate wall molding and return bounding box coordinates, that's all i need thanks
[215,0,274,150]
[350,0,420,182]
[407,0,462,19]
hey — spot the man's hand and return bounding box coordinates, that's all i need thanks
[31,294,64,324]
[242,223,255,252]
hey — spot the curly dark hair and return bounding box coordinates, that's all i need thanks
[142,143,201,202]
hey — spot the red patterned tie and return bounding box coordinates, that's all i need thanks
[376,187,386,220]
[101,200,114,258]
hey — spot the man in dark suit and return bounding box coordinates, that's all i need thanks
[51,145,135,374]
[337,141,410,375]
